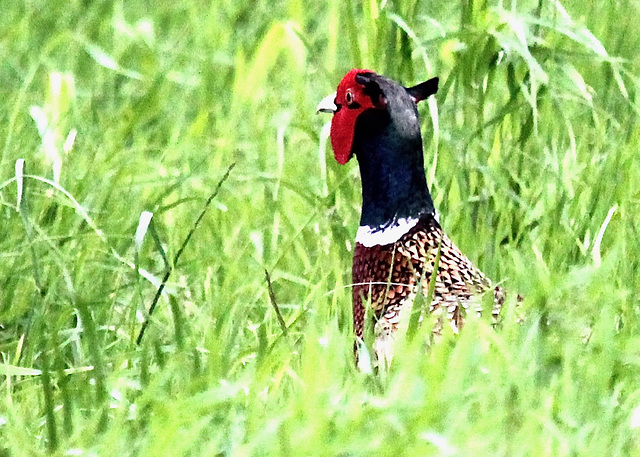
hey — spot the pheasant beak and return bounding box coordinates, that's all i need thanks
[316,92,337,114]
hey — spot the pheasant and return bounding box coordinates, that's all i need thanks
[317,69,504,365]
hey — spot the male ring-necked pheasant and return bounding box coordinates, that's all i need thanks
[317,69,504,365]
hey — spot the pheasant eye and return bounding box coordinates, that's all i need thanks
[345,91,354,105]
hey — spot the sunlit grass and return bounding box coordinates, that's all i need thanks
[1,0,639,455]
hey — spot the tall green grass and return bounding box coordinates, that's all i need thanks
[1,0,639,455]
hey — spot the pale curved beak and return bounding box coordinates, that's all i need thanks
[316,92,337,114]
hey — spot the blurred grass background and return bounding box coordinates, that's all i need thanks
[1,0,639,455]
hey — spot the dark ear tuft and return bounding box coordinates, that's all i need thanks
[406,77,439,103]
[356,72,387,108]
[355,72,374,86]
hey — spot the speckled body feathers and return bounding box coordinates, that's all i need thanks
[352,216,504,346]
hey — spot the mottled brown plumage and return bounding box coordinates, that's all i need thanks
[352,216,503,362]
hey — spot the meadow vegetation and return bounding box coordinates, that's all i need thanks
[1,0,639,455]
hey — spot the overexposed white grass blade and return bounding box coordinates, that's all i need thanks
[83,42,143,80]
[0,364,94,377]
[420,432,456,456]
[592,204,618,267]
[134,211,153,252]
[63,128,77,154]
[14,158,24,211]
[631,404,640,429]
[356,338,373,374]
[29,105,62,183]
[1,363,41,377]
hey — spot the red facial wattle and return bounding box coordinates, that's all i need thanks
[329,69,376,165]
[329,114,357,165]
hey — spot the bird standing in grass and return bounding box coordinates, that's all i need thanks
[317,69,504,366]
